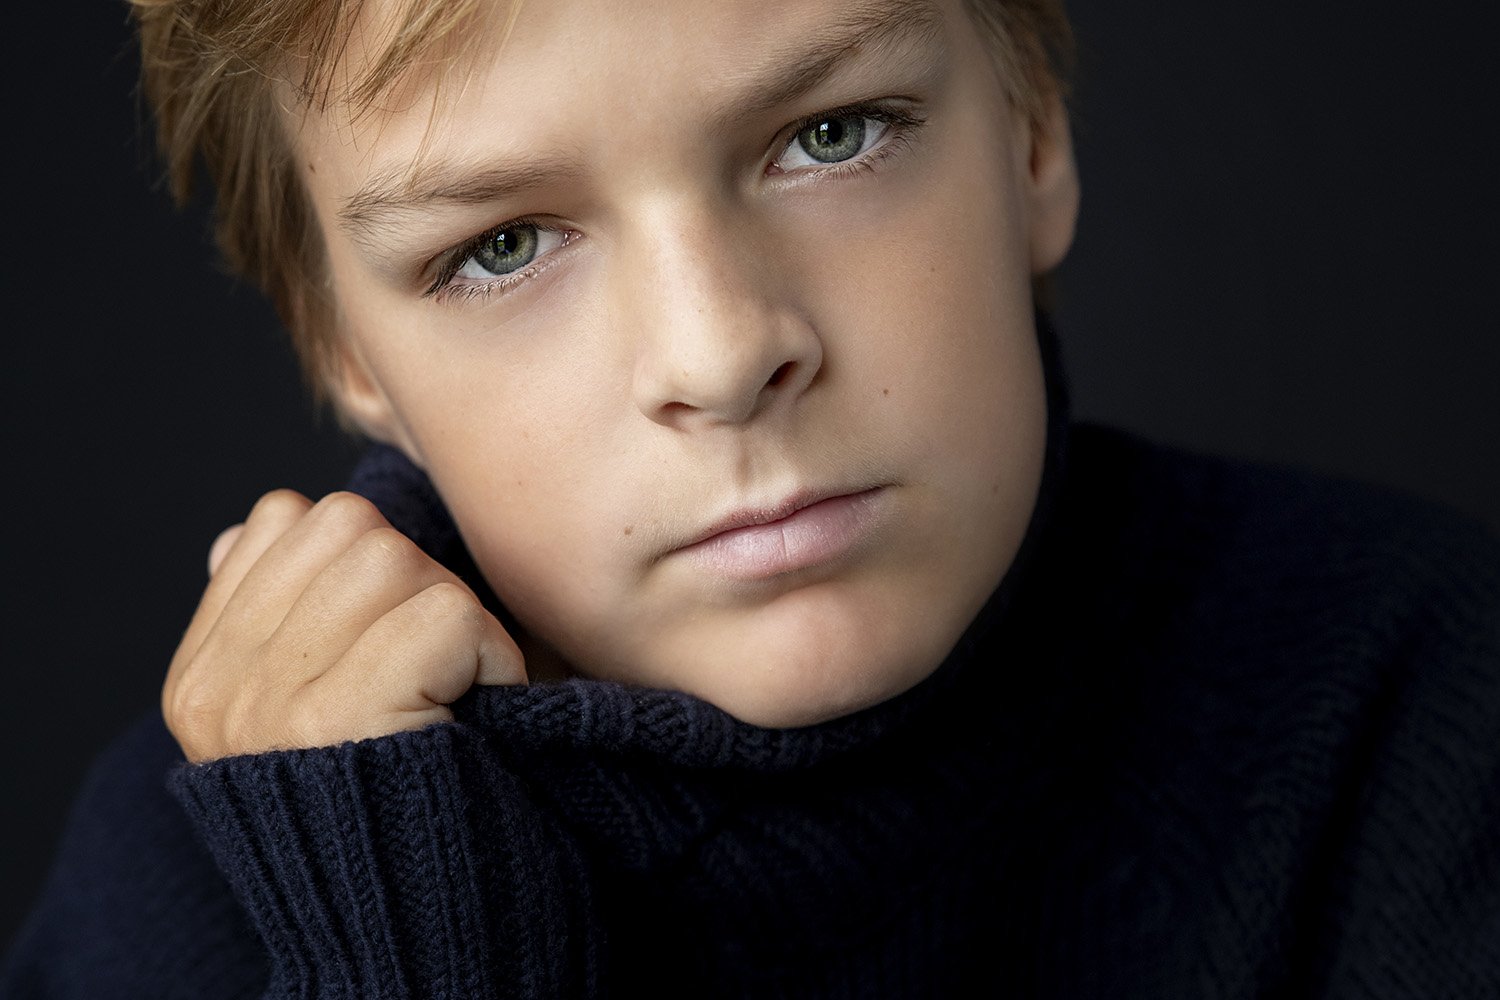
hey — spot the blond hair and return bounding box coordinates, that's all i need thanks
[131,0,1073,403]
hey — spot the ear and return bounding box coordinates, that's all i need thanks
[327,333,422,462]
[1024,89,1081,275]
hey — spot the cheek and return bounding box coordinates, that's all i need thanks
[428,433,635,661]
[791,103,1032,346]
[789,120,1039,438]
[329,306,630,636]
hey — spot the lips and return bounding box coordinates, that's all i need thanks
[681,489,860,548]
[674,487,888,581]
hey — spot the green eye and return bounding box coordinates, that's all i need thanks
[472,224,539,275]
[796,115,867,164]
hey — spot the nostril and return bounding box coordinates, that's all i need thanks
[766,362,794,388]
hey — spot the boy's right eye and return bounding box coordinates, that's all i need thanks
[427,220,573,300]
[792,114,873,165]
[457,225,541,278]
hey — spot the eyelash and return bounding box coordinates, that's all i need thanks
[425,100,927,305]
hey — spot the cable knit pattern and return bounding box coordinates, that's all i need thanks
[5,326,1499,996]
[168,725,596,999]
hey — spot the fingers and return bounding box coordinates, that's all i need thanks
[211,492,390,648]
[298,582,526,743]
[260,524,457,678]
[163,487,529,762]
[165,490,382,737]
[166,490,313,712]
[207,490,316,602]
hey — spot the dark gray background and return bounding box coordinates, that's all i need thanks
[4,2,1496,948]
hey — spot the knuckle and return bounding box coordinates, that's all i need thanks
[221,686,278,754]
[164,672,218,744]
[283,696,328,748]
[248,489,312,526]
[421,580,480,622]
[354,526,424,575]
[285,685,365,749]
[313,491,386,535]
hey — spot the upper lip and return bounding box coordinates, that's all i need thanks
[677,487,870,550]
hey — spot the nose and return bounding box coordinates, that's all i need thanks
[626,204,823,430]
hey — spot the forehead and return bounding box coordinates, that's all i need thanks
[334,0,947,105]
[297,0,954,203]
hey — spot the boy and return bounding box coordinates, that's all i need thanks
[4,0,1498,996]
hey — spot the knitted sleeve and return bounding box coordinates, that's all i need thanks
[1,713,266,1000]
[167,722,601,1000]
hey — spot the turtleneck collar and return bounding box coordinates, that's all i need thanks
[346,312,1071,774]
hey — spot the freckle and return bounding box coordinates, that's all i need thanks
[882,388,890,396]
[623,526,633,536]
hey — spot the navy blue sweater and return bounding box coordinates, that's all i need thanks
[5,403,1500,996]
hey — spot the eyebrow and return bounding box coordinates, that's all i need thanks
[337,0,944,245]
[341,154,585,247]
[713,0,944,127]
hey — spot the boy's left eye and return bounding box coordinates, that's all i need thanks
[774,111,892,172]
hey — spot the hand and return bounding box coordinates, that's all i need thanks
[163,490,525,763]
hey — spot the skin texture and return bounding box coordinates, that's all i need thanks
[164,0,1078,760]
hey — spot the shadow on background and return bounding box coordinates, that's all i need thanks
[3,2,1495,947]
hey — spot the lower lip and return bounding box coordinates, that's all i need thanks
[678,489,887,581]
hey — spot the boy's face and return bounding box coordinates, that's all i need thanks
[297,0,1077,726]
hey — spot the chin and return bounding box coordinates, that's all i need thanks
[701,671,918,730]
[649,583,962,730]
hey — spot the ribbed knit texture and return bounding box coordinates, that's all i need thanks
[5,330,1499,997]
